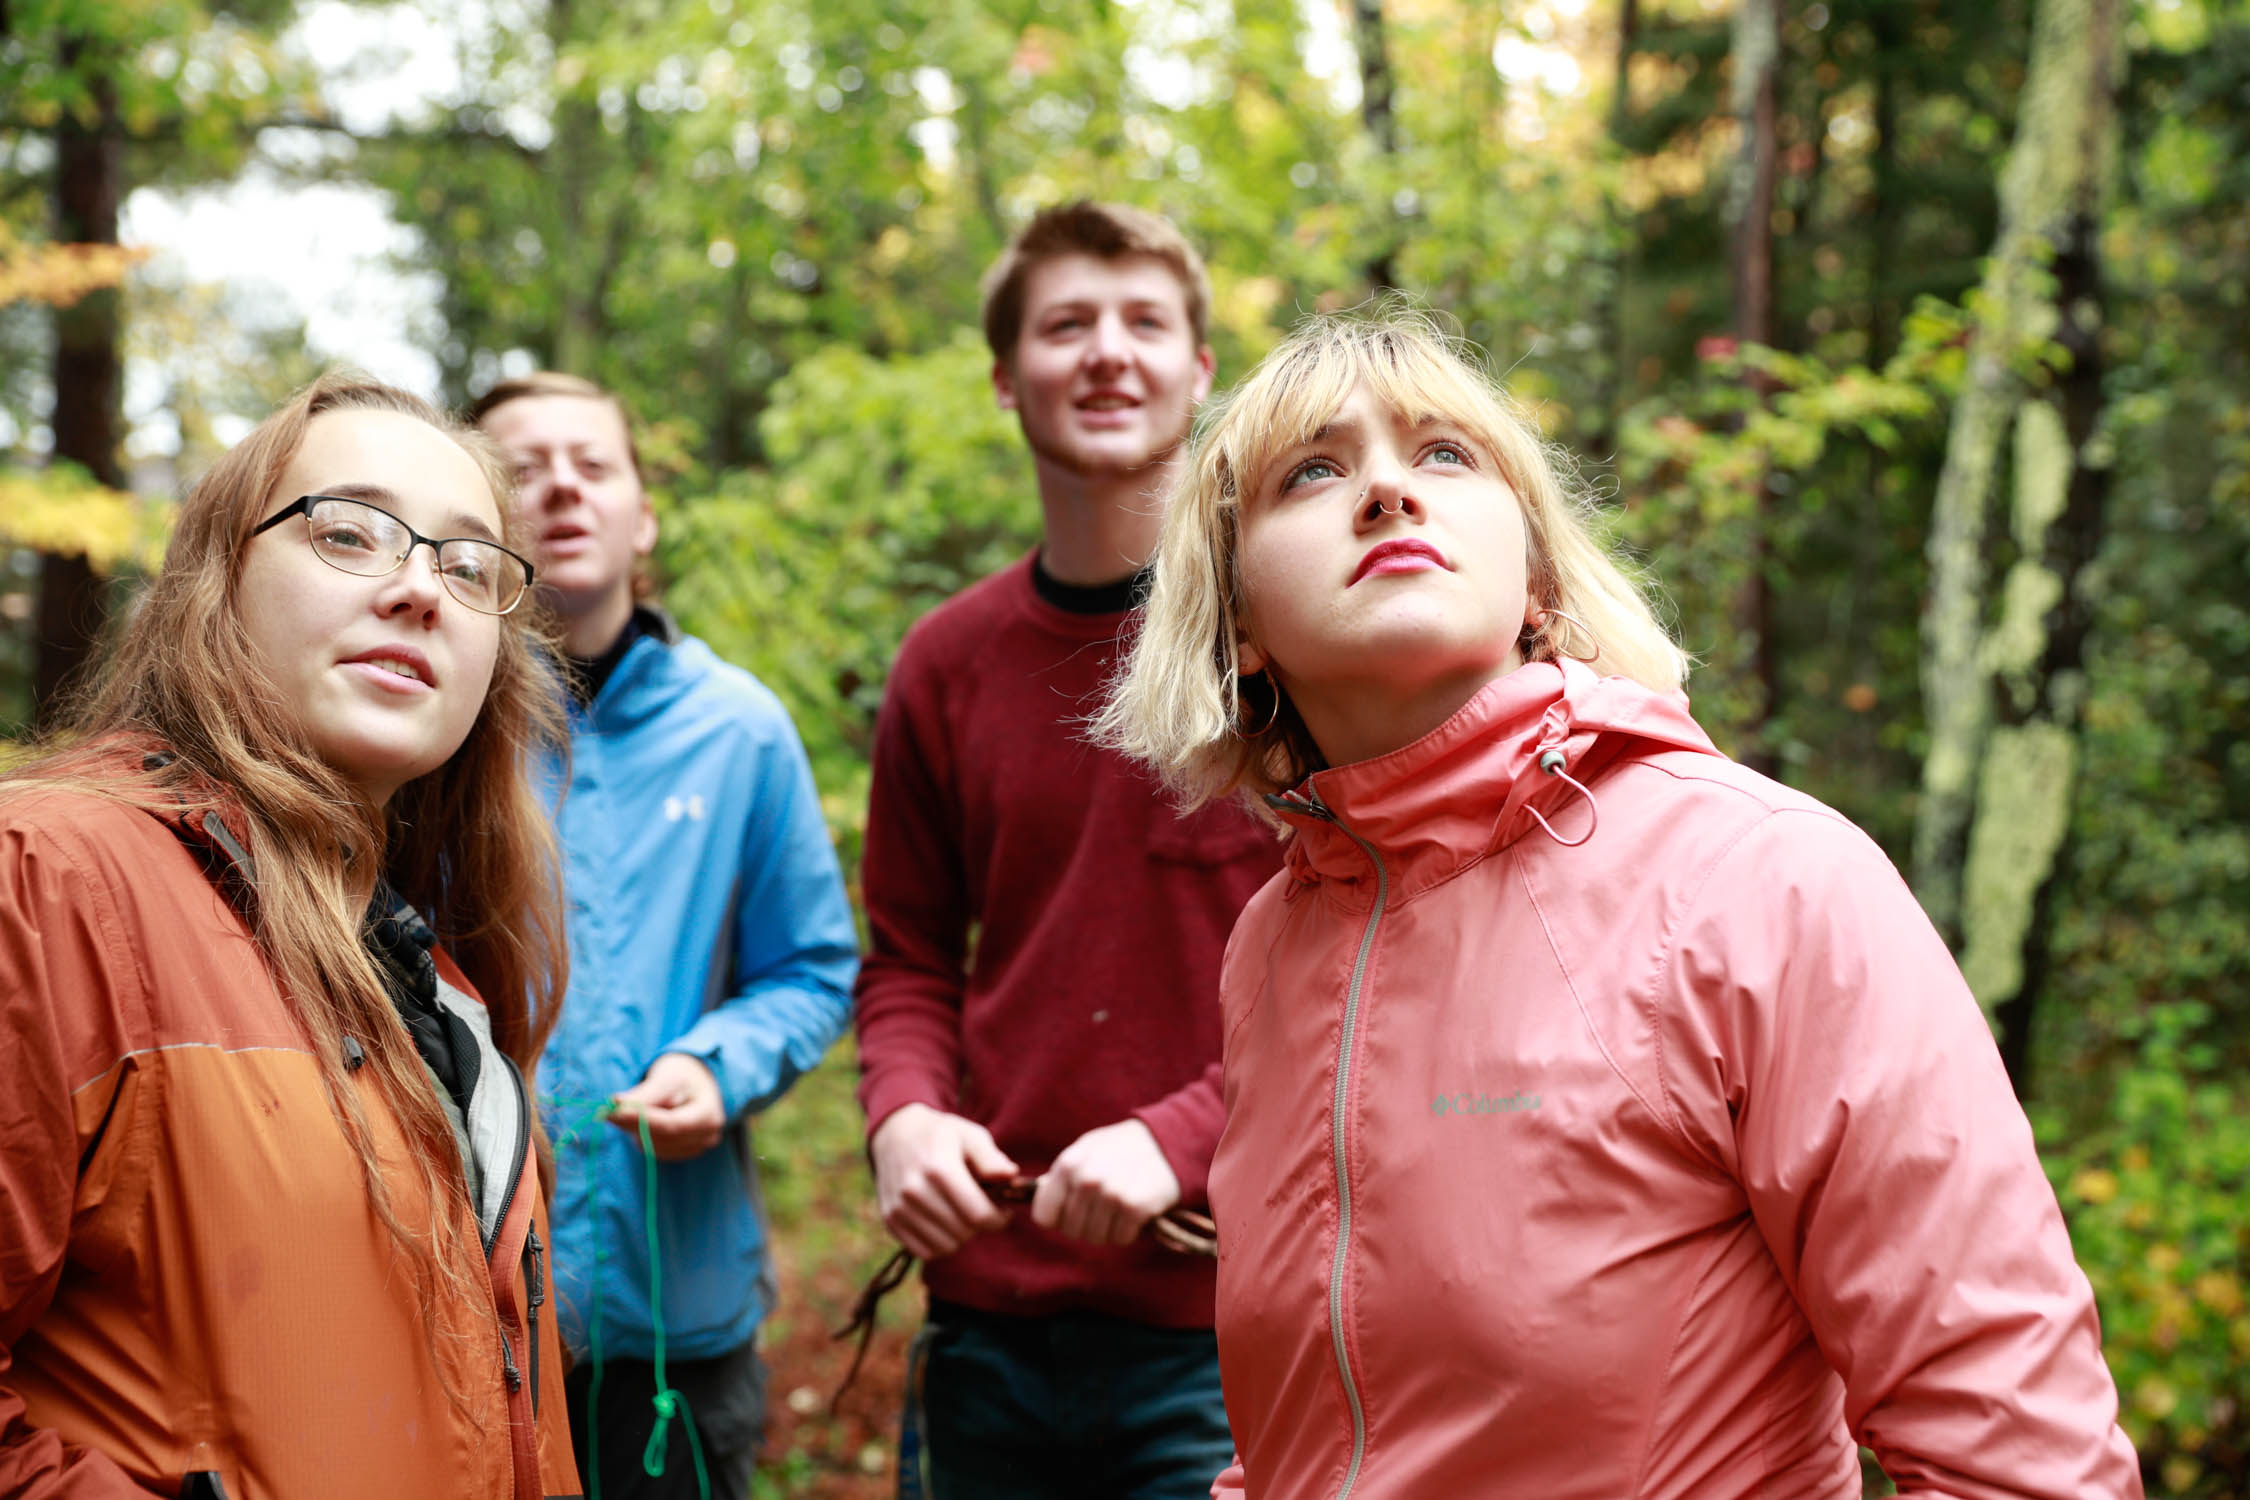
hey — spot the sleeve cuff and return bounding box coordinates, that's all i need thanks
[1131,1079,1222,1209]
[859,1071,958,1142]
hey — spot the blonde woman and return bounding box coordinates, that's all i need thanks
[1096,310,2139,1499]
[0,375,579,1498]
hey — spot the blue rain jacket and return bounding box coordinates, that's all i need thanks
[539,620,858,1361]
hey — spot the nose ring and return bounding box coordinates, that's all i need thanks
[1361,488,1405,517]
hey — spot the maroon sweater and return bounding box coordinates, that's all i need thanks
[855,554,1282,1327]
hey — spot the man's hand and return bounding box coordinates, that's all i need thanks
[871,1103,1020,1262]
[1031,1118,1180,1247]
[608,1053,726,1161]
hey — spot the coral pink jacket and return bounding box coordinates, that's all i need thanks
[1208,662,2139,1500]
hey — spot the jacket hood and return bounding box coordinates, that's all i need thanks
[1267,659,1720,903]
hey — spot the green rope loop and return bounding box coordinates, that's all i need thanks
[547,1094,712,1500]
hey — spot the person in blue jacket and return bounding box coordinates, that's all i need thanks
[473,372,859,1500]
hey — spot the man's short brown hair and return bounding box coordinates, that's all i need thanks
[980,202,1212,362]
[466,371,643,483]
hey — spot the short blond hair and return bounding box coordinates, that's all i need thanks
[1095,305,1688,807]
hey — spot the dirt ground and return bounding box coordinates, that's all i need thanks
[752,1231,914,1498]
[746,1045,916,1500]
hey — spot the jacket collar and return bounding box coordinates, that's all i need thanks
[579,606,687,730]
[116,743,254,877]
[1265,659,1720,905]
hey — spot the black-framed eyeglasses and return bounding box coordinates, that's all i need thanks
[252,495,535,617]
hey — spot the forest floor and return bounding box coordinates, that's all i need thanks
[732,1040,1903,1500]
[749,1041,912,1500]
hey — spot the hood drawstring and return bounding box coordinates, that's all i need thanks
[1527,747,1600,848]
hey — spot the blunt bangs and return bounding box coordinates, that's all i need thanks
[1207,317,1531,518]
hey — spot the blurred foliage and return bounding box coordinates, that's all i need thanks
[0,466,169,570]
[2043,1003,2250,1495]
[0,221,146,309]
[659,331,1035,846]
[0,0,319,725]
[0,223,152,573]
[3,0,2249,1492]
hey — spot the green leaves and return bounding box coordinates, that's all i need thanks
[658,333,1033,841]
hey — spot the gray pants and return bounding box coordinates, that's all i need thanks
[565,1338,766,1499]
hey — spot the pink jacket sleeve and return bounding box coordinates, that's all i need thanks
[1661,808,2141,1498]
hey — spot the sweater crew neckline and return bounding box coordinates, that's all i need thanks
[1031,549,1152,616]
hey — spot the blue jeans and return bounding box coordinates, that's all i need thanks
[899,1299,1232,1500]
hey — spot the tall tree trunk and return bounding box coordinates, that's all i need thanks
[1727,0,1782,774]
[1352,0,1400,292]
[1912,0,2123,1092]
[37,39,124,727]
[1611,0,1639,141]
[1589,0,1641,457]
[1729,0,1778,351]
[1867,4,1903,364]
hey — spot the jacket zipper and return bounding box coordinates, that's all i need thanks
[525,1225,546,1416]
[1302,792,1387,1500]
[484,1051,536,1418]
[484,1054,532,1258]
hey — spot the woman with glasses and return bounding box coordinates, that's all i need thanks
[0,374,580,1499]
[1095,309,2139,1498]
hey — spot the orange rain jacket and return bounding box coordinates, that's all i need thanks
[1209,661,2139,1499]
[0,778,579,1499]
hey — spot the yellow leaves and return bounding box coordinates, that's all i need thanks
[1232,84,1284,140]
[1211,273,1286,349]
[2194,1271,2244,1318]
[2135,1375,2179,1420]
[2072,1167,2121,1204]
[870,225,914,272]
[2162,1455,2203,1495]
[0,471,170,573]
[0,227,149,311]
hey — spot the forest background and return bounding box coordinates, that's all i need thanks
[3,0,2245,1493]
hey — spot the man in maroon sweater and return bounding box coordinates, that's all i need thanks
[854,203,1281,1497]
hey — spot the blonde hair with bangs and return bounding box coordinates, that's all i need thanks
[1096,306,1687,807]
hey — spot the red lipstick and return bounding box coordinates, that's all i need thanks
[1350,538,1449,586]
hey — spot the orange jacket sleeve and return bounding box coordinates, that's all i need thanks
[0,815,161,1496]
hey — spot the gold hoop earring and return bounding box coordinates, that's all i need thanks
[1527,607,1601,664]
[1235,665,1282,737]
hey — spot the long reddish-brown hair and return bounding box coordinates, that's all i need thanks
[7,372,568,1409]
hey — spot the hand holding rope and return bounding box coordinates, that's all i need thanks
[828,1173,1216,1407]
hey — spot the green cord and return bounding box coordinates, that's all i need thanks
[548,1095,712,1500]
